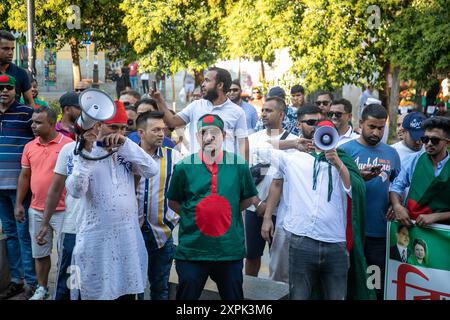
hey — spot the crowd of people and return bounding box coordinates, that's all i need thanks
[1,29,450,300]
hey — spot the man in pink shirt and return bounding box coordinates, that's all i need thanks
[15,106,73,300]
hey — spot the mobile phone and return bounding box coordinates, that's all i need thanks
[370,165,382,172]
[152,80,157,92]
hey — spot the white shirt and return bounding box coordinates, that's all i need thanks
[391,141,422,164]
[247,130,297,211]
[177,98,248,155]
[397,244,408,262]
[65,139,158,300]
[53,141,80,234]
[256,148,351,243]
[337,127,359,147]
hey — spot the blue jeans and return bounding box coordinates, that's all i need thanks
[175,259,243,300]
[141,231,175,300]
[130,76,138,90]
[0,189,36,287]
[364,236,386,300]
[289,235,349,300]
[54,233,76,300]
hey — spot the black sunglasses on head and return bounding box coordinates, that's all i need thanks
[420,136,449,145]
[0,85,14,91]
[327,111,347,119]
[300,119,320,126]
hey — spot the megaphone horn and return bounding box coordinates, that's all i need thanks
[313,120,339,151]
[75,88,116,131]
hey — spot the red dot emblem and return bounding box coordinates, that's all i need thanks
[203,115,215,124]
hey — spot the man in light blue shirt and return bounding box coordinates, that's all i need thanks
[228,79,258,134]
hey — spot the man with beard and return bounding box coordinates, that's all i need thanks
[391,112,425,163]
[151,67,249,161]
[227,79,258,134]
[389,116,450,227]
[55,91,81,141]
[340,104,401,300]
[328,99,359,147]
[0,31,34,107]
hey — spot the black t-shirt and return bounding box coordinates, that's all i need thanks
[5,63,32,102]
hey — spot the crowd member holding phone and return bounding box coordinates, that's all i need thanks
[340,104,401,300]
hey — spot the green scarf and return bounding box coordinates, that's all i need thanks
[406,152,450,220]
[310,151,333,201]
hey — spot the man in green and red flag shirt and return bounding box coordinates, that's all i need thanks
[390,116,450,226]
[167,113,264,300]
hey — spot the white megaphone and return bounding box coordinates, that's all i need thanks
[75,88,116,132]
[313,120,339,151]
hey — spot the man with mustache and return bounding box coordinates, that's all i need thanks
[340,104,401,300]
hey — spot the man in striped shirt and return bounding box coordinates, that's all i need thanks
[135,111,181,300]
[0,74,36,299]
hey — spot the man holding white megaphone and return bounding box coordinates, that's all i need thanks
[65,93,159,300]
[259,104,375,300]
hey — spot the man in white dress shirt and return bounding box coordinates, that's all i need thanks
[328,98,359,147]
[65,101,159,300]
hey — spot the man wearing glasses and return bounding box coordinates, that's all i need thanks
[389,116,450,227]
[315,91,333,116]
[328,98,359,147]
[228,79,258,134]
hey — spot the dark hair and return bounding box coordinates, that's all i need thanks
[231,79,241,89]
[33,106,57,125]
[136,98,158,112]
[31,78,37,84]
[413,239,426,252]
[397,224,408,234]
[297,104,322,120]
[135,111,165,129]
[0,30,15,42]
[317,90,333,101]
[332,98,352,114]
[361,104,387,121]
[265,96,286,113]
[208,67,232,94]
[119,89,141,102]
[290,84,305,95]
[422,116,450,138]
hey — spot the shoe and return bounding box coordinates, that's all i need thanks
[28,286,49,300]
[0,282,24,300]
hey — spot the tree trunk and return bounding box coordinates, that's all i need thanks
[69,38,81,89]
[171,74,176,111]
[259,59,266,84]
[194,69,204,87]
[415,83,422,112]
[388,66,401,135]
[378,63,390,109]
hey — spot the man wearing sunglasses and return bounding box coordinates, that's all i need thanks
[315,91,333,116]
[0,73,36,299]
[228,79,258,134]
[328,99,359,147]
[390,116,450,227]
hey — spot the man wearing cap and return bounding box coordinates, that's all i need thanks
[65,100,159,300]
[389,116,450,227]
[258,119,375,300]
[340,104,401,300]
[254,86,300,136]
[166,114,264,300]
[0,73,36,299]
[0,31,34,107]
[391,112,426,163]
[56,91,81,141]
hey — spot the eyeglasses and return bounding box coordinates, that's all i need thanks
[327,111,347,119]
[315,100,331,106]
[299,119,320,126]
[420,136,449,145]
[0,85,14,91]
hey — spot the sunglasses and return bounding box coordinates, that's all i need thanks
[420,136,449,145]
[0,85,14,91]
[327,111,347,119]
[300,119,320,126]
[315,100,331,106]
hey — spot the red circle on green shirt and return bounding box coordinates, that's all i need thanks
[195,194,232,237]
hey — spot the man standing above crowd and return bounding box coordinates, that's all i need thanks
[152,67,249,161]
[228,79,258,134]
[0,31,34,107]
[328,98,359,146]
[340,104,401,300]
[391,112,425,163]
[245,97,297,278]
[0,74,36,300]
[135,111,181,300]
[390,116,450,227]
[56,91,81,141]
[166,114,263,300]
[65,101,159,300]
[15,106,72,300]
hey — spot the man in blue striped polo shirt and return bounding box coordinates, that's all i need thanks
[0,74,36,299]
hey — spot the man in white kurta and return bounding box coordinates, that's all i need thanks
[65,101,159,300]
